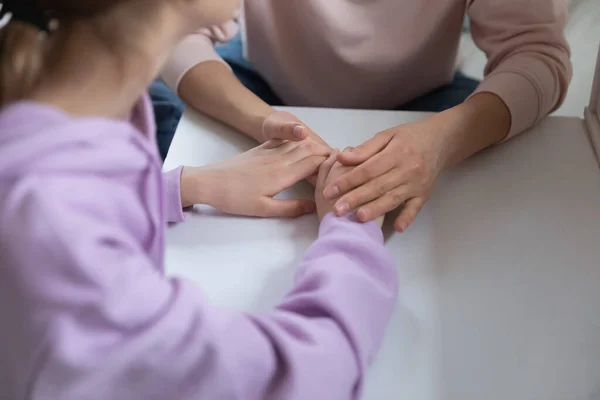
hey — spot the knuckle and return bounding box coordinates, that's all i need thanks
[267,169,281,180]
[375,130,390,140]
[298,141,312,153]
[354,144,367,154]
[354,168,368,181]
[267,155,280,165]
[363,168,377,181]
[314,155,327,166]
[389,191,404,206]
[377,183,388,197]
[399,146,412,157]
[318,161,328,173]
[410,158,425,174]
[336,178,348,191]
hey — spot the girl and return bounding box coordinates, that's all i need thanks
[0,1,397,399]
[161,0,572,232]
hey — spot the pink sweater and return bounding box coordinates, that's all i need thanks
[162,0,572,138]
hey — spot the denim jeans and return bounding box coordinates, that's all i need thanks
[149,80,185,161]
[150,34,480,160]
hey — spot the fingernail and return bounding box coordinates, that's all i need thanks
[335,202,350,215]
[326,185,340,199]
[397,223,406,232]
[357,209,369,221]
[293,125,305,138]
[343,146,354,153]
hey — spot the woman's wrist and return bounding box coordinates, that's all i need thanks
[432,92,511,170]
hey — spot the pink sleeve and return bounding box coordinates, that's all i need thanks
[468,0,572,138]
[161,20,239,93]
[162,167,185,223]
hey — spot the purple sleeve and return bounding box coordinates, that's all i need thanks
[162,166,185,223]
[1,179,396,399]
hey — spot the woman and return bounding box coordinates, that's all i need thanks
[161,0,572,232]
[0,1,396,398]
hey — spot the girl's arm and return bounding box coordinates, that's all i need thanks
[1,169,396,400]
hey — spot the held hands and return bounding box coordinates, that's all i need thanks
[180,111,448,227]
[180,139,331,218]
[262,110,332,186]
[323,119,445,232]
[316,152,385,228]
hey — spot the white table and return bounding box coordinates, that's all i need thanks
[164,108,600,400]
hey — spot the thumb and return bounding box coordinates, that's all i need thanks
[336,133,392,166]
[263,117,308,142]
[259,198,316,218]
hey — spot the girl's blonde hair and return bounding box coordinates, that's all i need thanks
[0,1,117,107]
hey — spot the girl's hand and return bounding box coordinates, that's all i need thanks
[315,151,348,221]
[263,111,332,186]
[323,119,445,232]
[180,139,331,218]
[315,152,385,228]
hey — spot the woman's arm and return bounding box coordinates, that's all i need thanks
[467,0,572,138]
[318,1,572,231]
[0,173,396,399]
[162,27,330,146]
[160,23,274,142]
[177,60,274,142]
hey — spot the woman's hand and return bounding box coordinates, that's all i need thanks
[316,152,384,228]
[180,139,331,218]
[322,119,446,232]
[263,110,332,186]
[262,111,330,148]
[322,93,511,232]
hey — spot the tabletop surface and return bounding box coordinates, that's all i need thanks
[164,108,600,400]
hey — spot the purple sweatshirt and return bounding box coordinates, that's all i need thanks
[0,95,397,399]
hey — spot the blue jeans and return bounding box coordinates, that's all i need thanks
[215,34,480,112]
[149,80,185,161]
[150,35,479,159]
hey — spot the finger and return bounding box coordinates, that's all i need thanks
[394,197,426,232]
[336,132,393,166]
[324,152,396,200]
[354,186,412,221]
[317,152,338,188]
[286,141,332,163]
[263,119,308,141]
[273,140,298,153]
[259,139,285,149]
[332,169,403,215]
[286,140,332,155]
[306,174,318,187]
[258,198,316,218]
[273,155,328,190]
